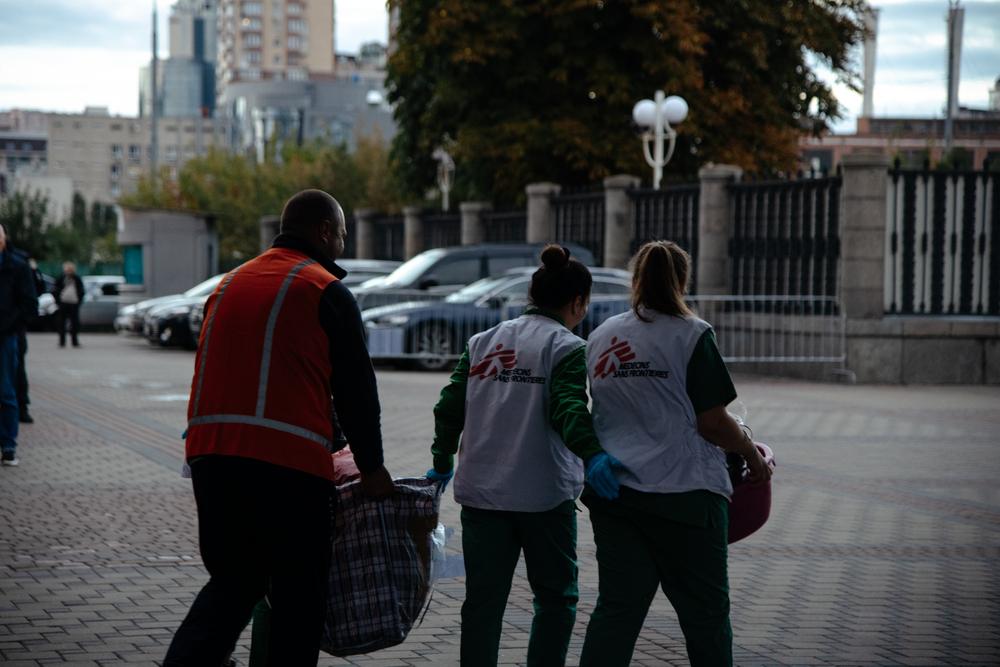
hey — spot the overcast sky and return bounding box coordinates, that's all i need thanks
[0,0,996,134]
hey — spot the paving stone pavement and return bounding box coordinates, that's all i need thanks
[2,332,999,666]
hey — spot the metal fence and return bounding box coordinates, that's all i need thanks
[365,294,844,369]
[343,218,357,259]
[886,167,999,315]
[554,191,605,264]
[630,184,700,291]
[373,214,404,261]
[483,209,527,243]
[729,175,842,301]
[422,213,462,250]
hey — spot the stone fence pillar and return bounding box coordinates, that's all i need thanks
[696,164,743,295]
[403,206,423,260]
[460,201,492,246]
[526,182,561,243]
[840,153,891,319]
[603,174,641,268]
[354,208,376,259]
[259,215,280,253]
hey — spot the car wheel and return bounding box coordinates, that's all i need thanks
[411,323,455,372]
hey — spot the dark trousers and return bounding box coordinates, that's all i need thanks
[460,501,578,667]
[163,455,334,667]
[15,330,28,415]
[580,491,732,667]
[0,334,19,454]
[57,304,80,346]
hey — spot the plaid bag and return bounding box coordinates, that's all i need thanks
[321,477,441,657]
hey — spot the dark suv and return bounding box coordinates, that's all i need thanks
[353,243,597,310]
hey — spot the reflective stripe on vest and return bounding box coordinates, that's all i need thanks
[187,258,332,448]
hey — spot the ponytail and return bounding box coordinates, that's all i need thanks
[631,240,692,321]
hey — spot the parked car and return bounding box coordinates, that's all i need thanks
[337,259,402,289]
[143,295,209,349]
[362,267,631,370]
[38,275,126,330]
[115,274,223,334]
[353,243,597,310]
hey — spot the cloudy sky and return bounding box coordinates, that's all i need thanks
[0,0,997,134]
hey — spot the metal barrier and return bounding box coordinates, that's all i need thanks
[554,191,605,264]
[483,209,527,243]
[364,294,845,368]
[355,289,446,311]
[373,214,405,261]
[886,167,999,315]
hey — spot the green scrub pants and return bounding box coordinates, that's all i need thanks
[580,489,732,667]
[460,500,578,667]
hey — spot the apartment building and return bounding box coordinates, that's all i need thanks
[46,109,228,203]
[216,0,335,92]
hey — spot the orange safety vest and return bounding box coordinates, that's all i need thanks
[185,246,339,480]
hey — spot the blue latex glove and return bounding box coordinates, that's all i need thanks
[426,467,455,492]
[585,452,622,500]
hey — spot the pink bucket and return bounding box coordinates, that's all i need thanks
[728,443,775,544]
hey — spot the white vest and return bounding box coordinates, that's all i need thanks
[454,314,586,512]
[587,309,733,499]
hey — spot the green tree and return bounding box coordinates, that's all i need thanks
[0,190,51,258]
[386,0,868,203]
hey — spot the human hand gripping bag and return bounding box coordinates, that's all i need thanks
[320,477,444,656]
[726,401,777,544]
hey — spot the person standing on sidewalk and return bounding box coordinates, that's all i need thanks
[579,241,772,667]
[427,245,621,667]
[0,223,37,467]
[53,261,84,348]
[164,189,394,666]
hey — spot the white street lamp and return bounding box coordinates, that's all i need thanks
[432,147,455,212]
[632,90,688,189]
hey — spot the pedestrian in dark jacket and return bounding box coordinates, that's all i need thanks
[0,223,38,466]
[53,261,84,348]
[12,252,43,423]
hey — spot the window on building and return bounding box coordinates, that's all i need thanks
[110,183,122,198]
[288,35,303,50]
[242,2,262,16]
[110,123,122,131]
[110,164,121,178]
[244,33,261,46]
[245,68,261,80]
[287,68,307,81]
[287,2,301,14]
[165,146,178,163]
[111,144,123,159]
[129,144,142,162]
[288,19,306,33]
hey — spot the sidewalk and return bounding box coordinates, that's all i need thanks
[1,333,999,665]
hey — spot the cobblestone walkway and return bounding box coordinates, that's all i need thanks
[1,333,999,665]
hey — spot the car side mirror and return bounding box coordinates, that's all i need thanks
[419,278,439,290]
[101,284,120,296]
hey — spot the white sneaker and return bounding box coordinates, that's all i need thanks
[1,453,19,466]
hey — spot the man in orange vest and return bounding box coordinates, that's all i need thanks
[164,189,393,665]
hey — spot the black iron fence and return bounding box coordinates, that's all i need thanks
[373,214,404,261]
[729,174,842,302]
[422,212,462,250]
[483,210,527,243]
[630,184,700,292]
[554,191,605,265]
[886,167,999,315]
[343,218,357,259]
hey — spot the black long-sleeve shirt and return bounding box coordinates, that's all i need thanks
[0,248,37,336]
[271,234,384,475]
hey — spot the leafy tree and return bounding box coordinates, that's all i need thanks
[386,0,868,203]
[0,190,51,259]
[121,136,400,266]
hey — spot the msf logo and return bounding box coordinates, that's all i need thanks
[593,337,636,379]
[470,344,517,379]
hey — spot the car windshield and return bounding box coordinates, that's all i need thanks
[445,276,509,303]
[184,275,224,297]
[376,249,446,287]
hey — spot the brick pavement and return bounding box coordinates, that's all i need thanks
[1,332,999,666]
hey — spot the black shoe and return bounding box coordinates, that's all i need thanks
[19,412,33,424]
[1,451,19,467]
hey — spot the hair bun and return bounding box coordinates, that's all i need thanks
[540,244,570,270]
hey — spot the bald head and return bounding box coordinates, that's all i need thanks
[279,189,346,260]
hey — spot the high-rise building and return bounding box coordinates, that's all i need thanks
[140,0,218,118]
[216,0,335,93]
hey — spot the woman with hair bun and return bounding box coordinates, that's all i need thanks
[426,244,621,667]
[579,240,772,667]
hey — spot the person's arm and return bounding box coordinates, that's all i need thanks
[430,346,470,473]
[687,329,770,483]
[15,262,37,327]
[318,280,389,492]
[75,276,85,304]
[53,276,63,305]
[548,346,604,462]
